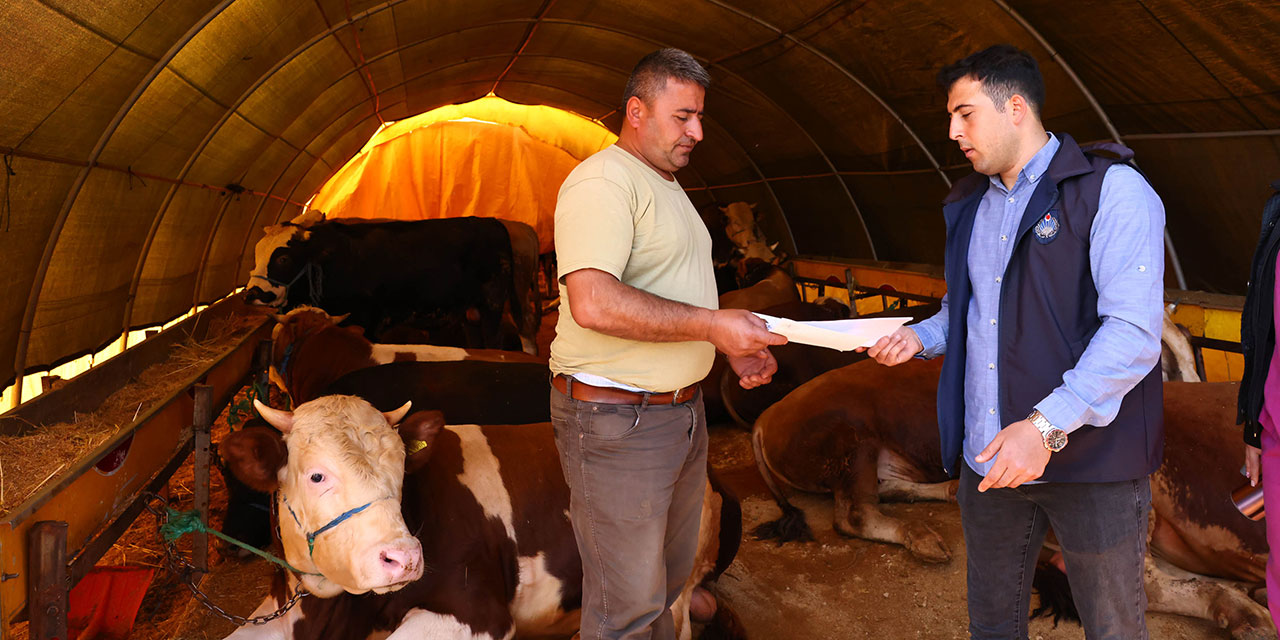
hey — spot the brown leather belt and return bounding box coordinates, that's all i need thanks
[552,374,698,406]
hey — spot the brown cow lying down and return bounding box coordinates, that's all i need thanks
[751,359,1272,638]
[220,396,741,640]
[717,262,798,312]
[701,298,854,424]
[271,306,543,405]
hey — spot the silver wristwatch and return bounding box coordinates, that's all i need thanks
[1027,410,1067,452]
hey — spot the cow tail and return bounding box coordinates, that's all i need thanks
[750,426,814,544]
[707,470,742,579]
[1031,561,1080,626]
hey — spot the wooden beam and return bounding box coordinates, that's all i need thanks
[192,384,213,576]
[26,522,67,640]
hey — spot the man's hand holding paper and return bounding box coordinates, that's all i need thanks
[863,326,924,366]
[753,313,912,353]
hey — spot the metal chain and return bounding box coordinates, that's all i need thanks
[142,492,309,626]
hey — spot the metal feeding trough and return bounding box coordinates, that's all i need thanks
[0,294,271,639]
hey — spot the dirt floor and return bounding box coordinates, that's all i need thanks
[7,307,1237,638]
[703,426,1227,640]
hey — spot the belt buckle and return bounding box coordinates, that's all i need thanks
[673,385,689,405]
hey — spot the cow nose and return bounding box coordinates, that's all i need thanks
[377,544,422,584]
[245,287,271,304]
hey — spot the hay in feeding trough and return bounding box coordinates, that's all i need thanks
[0,311,262,517]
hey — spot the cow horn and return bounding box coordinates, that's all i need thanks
[254,399,295,433]
[332,312,350,324]
[382,401,413,426]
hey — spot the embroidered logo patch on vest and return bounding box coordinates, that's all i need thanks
[1033,210,1060,243]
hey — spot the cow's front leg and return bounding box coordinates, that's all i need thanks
[832,446,950,563]
[1145,556,1274,640]
[388,608,514,640]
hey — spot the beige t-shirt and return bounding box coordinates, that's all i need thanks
[550,145,718,392]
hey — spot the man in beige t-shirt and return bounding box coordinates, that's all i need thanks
[549,49,785,640]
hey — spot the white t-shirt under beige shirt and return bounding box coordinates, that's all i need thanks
[550,144,718,392]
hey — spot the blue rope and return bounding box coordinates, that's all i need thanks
[283,495,385,557]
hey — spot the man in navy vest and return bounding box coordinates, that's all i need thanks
[865,45,1166,639]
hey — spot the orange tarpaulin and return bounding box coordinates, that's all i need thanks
[308,96,617,254]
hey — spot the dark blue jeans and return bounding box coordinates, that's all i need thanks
[957,464,1150,640]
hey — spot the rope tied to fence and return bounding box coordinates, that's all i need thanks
[159,504,319,576]
[144,493,312,626]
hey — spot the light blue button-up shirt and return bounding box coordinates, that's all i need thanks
[911,134,1166,477]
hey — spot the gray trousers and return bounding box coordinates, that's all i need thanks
[957,464,1151,640]
[550,384,708,640]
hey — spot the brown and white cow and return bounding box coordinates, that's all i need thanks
[220,395,739,640]
[750,356,1273,638]
[721,202,780,265]
[270,306,543,405]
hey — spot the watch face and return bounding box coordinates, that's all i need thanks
[1044,429,1068,452]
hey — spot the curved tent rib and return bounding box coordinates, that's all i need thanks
[119,0,416,349]
[541,17,880,259]
[219,36,858,266]
[9,0,237,403]
[5,0,1278,407]
[990,0,1188,290]
[699,0,952,191]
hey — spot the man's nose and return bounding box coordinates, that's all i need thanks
[687,118,703,142]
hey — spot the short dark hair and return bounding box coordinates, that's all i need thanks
[622,48,711,111]
[937,44,1045,117]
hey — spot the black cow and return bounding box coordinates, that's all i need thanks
[244,217,523,350]
[323,360,550,425]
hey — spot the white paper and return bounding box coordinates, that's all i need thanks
[754,313,912,352]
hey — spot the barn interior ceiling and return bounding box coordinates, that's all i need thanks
[1,0,1278,393]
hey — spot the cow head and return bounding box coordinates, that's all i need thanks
[721,202,779,264]
[245,223,312,308]
[268,306,353,396]
[220,395,426,597]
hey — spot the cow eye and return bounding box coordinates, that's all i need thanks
[275,254,291,266]
[310,473,324,483]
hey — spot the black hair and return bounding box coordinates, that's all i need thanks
[622,48,711,111]
[937,44,1045,117]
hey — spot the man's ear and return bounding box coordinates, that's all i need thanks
[624,95,646,129]
[399,410,446,473]
[1009,94,1031,126]
[220,425,287,493]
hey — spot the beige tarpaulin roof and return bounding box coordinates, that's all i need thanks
[1,0,1278,392]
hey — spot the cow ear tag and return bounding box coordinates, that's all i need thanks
[1033,210,1060,244]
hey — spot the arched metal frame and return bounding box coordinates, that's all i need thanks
[16,0,1225,397]
[118,0,418,342]
[235,49,801,258]
[699,0,953,190]
[991,0,1188,290]
[10,0,237,403]
[39,0,952,386]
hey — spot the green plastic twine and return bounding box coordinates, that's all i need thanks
[160,507,320,576]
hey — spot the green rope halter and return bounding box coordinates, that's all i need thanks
[160,506,320,576]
